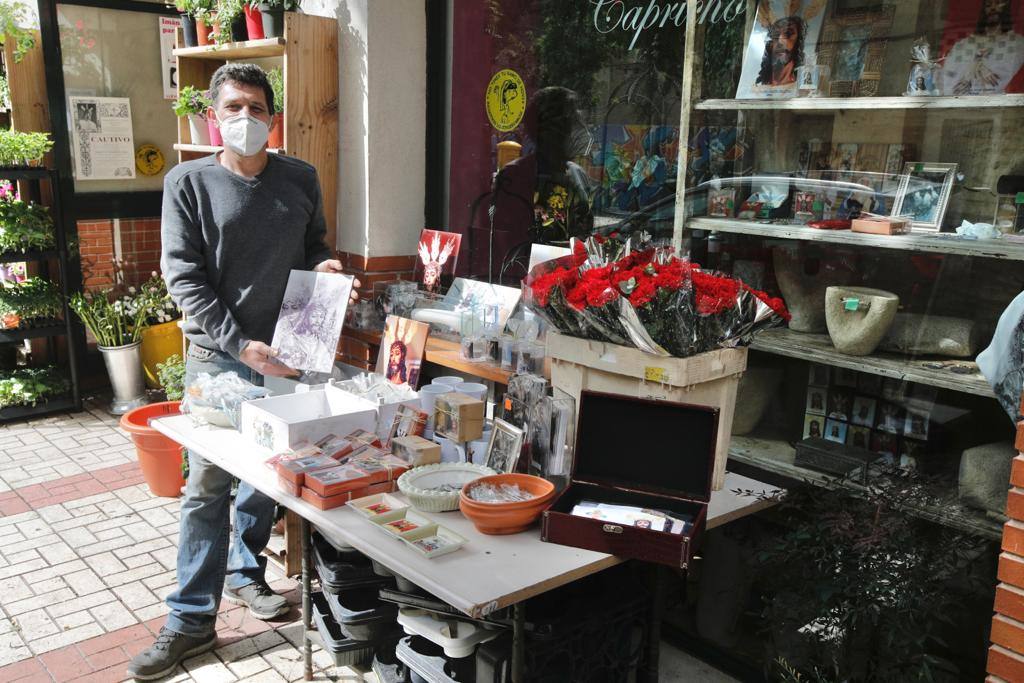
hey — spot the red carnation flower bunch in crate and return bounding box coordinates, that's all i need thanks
[525,236,789,358]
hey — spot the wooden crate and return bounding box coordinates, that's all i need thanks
[173,13,339,251]
[547,332,748,490]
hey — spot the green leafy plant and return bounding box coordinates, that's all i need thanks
[157,353,186,401]
[0,129,53,166]
[0,1,37,64]
[0,365,69,408]
[68,289,152,347]
[212,0,245,44]
[267,66,284,115]
[136,272,181,325]
[172,85,212,118]
[0,277,62,324]
[0,188,54,254]
[0,75,9,111]
[755,477,991,681]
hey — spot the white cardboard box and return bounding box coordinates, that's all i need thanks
[326,378,420,436]
[240,387,379,452]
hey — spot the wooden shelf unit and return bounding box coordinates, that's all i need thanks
[687,217,1024,261]
[728,435,1003,541]
[174,13,338,250]
[748,328,993,398]
[695,95,1024,111]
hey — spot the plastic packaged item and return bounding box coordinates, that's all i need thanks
[500,337,516,371]
[314,434,357,460]
[305,464,376,498]
[465,483,535,503]
[301,480,397,511]
[265,444,323,471]
[322,586,398,641]
[182,371,270,428]
[391,435,442,467]
[311,592,377,666]
[459,336,487,363]
[397,609,502,659]
[516,342,545,375]
[276,454,338,491]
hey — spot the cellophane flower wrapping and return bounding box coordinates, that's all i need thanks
[523,237,790,358]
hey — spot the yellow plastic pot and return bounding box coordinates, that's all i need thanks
[141,320,183,389]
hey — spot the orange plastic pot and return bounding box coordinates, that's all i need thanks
[120,401,185,497]
[196,20,213,46]
[459,474,556,535]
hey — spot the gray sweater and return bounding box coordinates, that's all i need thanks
[160,154,332,359]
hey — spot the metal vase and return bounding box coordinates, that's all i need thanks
[99,341,148,415]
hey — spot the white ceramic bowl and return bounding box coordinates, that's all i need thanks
[397,462,496,512]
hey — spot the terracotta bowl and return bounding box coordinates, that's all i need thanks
[459,474,556,535]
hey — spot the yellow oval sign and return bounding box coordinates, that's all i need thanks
[486,69,526,132]
[135,144,165,176]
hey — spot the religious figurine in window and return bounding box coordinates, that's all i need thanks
[942,0,1024,95]
[735,0,827,98]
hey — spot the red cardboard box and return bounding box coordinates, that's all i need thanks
[541,392,716,569]
[349,452,410,482]
[301,480,397,510]
[304,464,375,498]
[276,454,339,490]
[851,215,911,235]
[265,444,323,471]
[316,434,357,460]
[346,429,383,449]
[277,474,302,497]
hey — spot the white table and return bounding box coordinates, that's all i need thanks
[153,415,779,679]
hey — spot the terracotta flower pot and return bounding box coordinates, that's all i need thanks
[196,20,213,46]
[268,113,284,149]
[121,401,185,498]
[459,474,556,535]
[244,6,265,40]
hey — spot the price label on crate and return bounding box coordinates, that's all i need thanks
[644,366,669,383]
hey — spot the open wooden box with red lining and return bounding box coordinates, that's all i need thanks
[541,391,718,569]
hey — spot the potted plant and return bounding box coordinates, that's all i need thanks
[168,0,215,47]
[136,272,183,390]
[156,353,185,400]
[0,129,54,167]
[0,1,37,63]
[258,0,298,39]
[0,277,61,329]
[267,66,284,149]
[68,288,152,415]
[0,366,69,410]
[243,0,264,40]
[213,0,248,44]
[0,189,55,254]
[172,85,213,146]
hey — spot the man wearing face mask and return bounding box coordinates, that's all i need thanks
[128,63,357,680]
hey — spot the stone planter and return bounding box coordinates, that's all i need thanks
[824,286,899,356]
[772,247,856,333]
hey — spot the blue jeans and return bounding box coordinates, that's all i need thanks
[165,344,276,637]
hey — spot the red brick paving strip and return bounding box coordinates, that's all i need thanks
[0,462,148,516]
[0,585,302,682]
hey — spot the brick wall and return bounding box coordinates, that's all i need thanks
[334,251,416,369]
[77,218,162,291]
[988,399,1024,682]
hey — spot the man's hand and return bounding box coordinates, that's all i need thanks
[313,259,361,304]
[240,341,299,378]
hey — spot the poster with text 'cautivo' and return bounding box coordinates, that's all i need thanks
[69,96,136,181]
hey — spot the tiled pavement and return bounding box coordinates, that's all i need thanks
[0,402,358,682]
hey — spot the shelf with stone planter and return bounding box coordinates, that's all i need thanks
[749,328,994,398]
[728,434,1004,541]
[687,217,1024,261]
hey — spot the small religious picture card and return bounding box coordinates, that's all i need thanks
[808,363,830,387]
[271,269,355,373]
[847,425,871,450]
[876,401,905,434]
[824,418,847,444]
[903,407,930,441]
[415,229,462,294]
[792,190,819,222]
[485,418,525,474]
[803,413,825,440]
[827,388,852,421]
[806,386,827,416]
[376,315,430,390]
[851,396,876,427]
[708,188,736,217]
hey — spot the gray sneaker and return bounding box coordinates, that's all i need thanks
[222,580,290,619]
[126,627,216,680]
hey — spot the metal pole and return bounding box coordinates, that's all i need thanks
[511,602,525,682]
[301,517,313,681]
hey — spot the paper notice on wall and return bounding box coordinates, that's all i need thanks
[159,16,181,100]
[69,96,136,181]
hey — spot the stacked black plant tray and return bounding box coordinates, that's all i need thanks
[0,167,83,423]
[311,530,404,668]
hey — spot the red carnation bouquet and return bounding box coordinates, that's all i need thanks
[524,237,789,358]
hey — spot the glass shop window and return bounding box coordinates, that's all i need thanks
[57,3,179,193]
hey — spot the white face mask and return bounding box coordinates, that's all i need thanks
[217,113,269,157]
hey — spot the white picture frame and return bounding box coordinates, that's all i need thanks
[890,162,957,232]
[484,418,525,474]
